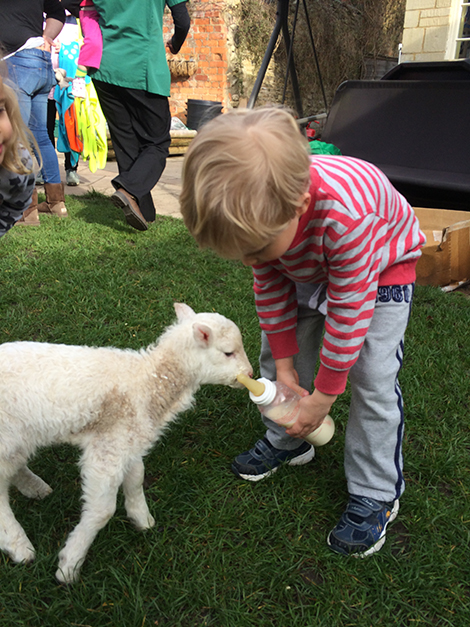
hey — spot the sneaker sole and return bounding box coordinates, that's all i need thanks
[234,445,315,482]
[327,499,400,558]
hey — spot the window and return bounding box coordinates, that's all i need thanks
[454,2,470,58]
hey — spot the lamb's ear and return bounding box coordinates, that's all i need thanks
[174,303,196,322]
[192,322,213,348]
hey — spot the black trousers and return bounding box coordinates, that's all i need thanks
[93,80,171,222]
[46,99,77,172]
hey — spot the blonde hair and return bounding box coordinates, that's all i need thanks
[0,69,40,175]
[180,106,311,259]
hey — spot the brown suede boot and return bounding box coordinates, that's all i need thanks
[17,188,41,227]
[37,182,68,218]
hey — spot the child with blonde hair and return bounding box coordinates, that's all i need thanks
[180,106,426,557]
[0,72,38,235]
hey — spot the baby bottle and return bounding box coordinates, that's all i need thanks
[237,374,335,446]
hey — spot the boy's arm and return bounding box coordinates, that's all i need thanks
[252,264,300,357]
[260,212,386,433]
[313,212,386,396]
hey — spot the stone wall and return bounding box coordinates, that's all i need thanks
[401,0,454,61]
[163,0,236,122]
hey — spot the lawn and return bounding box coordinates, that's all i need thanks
[0,193,469,627]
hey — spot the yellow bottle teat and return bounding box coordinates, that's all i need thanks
[236,373,266,396]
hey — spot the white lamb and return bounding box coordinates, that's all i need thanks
[0,303,253,584]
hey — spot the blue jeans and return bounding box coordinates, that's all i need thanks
[6,49,61,184]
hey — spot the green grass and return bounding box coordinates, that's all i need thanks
[0,192,469,626]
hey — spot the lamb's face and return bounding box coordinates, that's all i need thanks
[212,322,253,387]
[190,315,253,387]
[172,304,253,387]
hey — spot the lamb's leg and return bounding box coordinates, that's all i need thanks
[11,466,53,499]
[55,464,121,584]
[0,476,35,563]
[123,458,155,530]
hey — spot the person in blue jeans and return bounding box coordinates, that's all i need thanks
[1,0,68,222]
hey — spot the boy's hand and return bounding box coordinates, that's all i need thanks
[286,389,337,440]
[274,357,310,398]
[275,357,336,438]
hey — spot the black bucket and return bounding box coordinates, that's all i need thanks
[186,99,223,131]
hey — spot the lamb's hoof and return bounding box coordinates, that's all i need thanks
[37,482,53,499]
[13,470,53,500]
[26,482,53,500]
[9,541,35,564]
[130,512,155,531]
[55,563,80,585]
[56,549,84,584]
[55,568,72,585]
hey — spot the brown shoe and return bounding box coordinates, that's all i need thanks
[17,189,40,227]
[37,182,68,217]
[111,188,148,231]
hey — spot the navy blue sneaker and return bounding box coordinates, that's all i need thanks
[231,437,315,482]
[327,495,399,557]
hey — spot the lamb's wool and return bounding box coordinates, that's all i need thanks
[0,303,252,584]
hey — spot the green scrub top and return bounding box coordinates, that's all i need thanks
[91,0,186,96]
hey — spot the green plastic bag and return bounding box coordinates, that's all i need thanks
[309,140,341,156]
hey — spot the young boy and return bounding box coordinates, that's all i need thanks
[180,107,425,557]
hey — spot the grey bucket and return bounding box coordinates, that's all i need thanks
[186,99,223,131]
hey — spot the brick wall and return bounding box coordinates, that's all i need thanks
[163,0,235,122]
[401,0,454,61]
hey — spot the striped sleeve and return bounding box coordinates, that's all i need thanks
[252,264,299,357]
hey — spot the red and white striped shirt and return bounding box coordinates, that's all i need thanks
[252,156,426,395]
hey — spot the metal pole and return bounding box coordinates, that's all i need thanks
[281,0,303,116]
[247,3,284,108]
[248,0,303,114]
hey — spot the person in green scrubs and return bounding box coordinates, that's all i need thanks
[91,0,190,231]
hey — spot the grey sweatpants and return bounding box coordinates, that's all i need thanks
[260,282,414,503]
